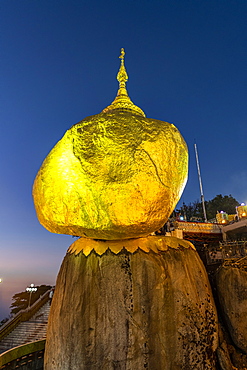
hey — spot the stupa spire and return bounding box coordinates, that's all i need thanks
[117,48,128,93]
[102,48,145,117]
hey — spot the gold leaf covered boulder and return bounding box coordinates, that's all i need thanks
[33,49,188,240]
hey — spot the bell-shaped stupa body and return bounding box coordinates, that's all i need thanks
[33,49,188,240]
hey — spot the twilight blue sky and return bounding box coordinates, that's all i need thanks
[0,0,246,319]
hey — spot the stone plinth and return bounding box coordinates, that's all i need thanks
[44,236,218,369]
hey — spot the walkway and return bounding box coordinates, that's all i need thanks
[0,302,50,354]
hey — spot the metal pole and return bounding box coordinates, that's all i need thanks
[194,143,207,222]
[26,284,37,308]
[28,291,32,307]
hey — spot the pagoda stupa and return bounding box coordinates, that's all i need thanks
[33,49,218,369]
[33,48,188,242]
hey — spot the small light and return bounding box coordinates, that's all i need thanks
[241,203,245,206]
[243,212,246,217]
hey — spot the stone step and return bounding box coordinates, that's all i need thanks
[0,301,50,351]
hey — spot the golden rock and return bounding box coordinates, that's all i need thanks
[33,49,188,240]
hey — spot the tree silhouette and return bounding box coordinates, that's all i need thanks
[178,194,239,221]
[10,284,51,315]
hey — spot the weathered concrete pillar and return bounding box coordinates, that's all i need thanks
[44,236,218,370]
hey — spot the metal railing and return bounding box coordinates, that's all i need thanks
[220,240,247,259]
[205,241,247,265]
[0,339,45,369]
[174,221,222,234]
[0,290,51,342]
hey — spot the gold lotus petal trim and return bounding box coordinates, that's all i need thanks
[68,243,76,254]
[95,244,108,256]
[166,237,180,250]
[178,239,189,249]
[136,243,150,253]
[156,238,169,251]
[149,243,159,253]
[82,244,94,257]
[110,244,125,254]
[67,236,195,256]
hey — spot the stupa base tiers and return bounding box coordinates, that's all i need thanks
[44,236,218,370]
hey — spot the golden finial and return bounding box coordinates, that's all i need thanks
[119,48,125,62]
[102,48,145,117]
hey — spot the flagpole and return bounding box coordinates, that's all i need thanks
[194,143,207,222]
